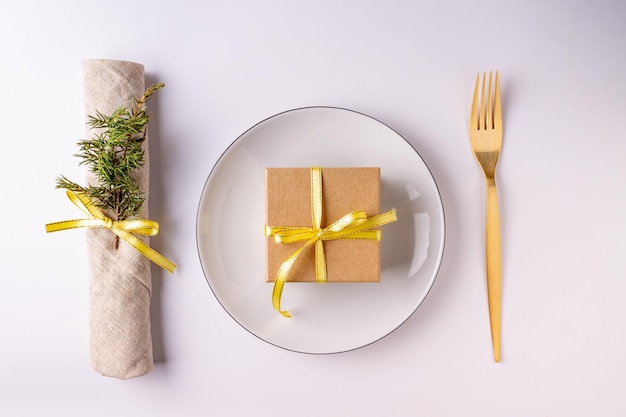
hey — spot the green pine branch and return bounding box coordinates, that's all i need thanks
[56,82,164,223]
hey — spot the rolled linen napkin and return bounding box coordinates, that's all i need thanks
[82,59,153,379]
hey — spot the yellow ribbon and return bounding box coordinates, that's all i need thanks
[265,167,397,317]
[46,190,177,273]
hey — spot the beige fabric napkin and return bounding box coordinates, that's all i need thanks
[82,59,153,379]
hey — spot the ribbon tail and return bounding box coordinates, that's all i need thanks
[272,276,290,318]
[113,229,177,273]
[272,238,318,317]
[272,255,297,318]
[45,219,106,233]
[370,208,398,227]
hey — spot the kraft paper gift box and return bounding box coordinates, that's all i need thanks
[265,167,382,283]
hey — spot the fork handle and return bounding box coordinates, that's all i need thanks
[485,177,501,363]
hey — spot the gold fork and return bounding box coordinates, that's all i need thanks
[469,71,503,363]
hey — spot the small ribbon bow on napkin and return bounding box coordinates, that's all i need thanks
[46,190,176,273]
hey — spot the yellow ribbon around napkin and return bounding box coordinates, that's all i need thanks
[265,167,397,317]
[46,190,176,273]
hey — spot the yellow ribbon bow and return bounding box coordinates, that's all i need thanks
[46,190,176,273]
[265,167,397,317]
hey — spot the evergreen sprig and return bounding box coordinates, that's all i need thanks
[56,82,164,222]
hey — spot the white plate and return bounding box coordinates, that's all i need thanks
[196,107,445,354]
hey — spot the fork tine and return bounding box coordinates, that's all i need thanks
[480,72,486,130]
[494,71,502,129]
[470,73,479,130]
[487,71,493,129]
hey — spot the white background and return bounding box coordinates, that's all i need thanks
[1,0,625,415]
